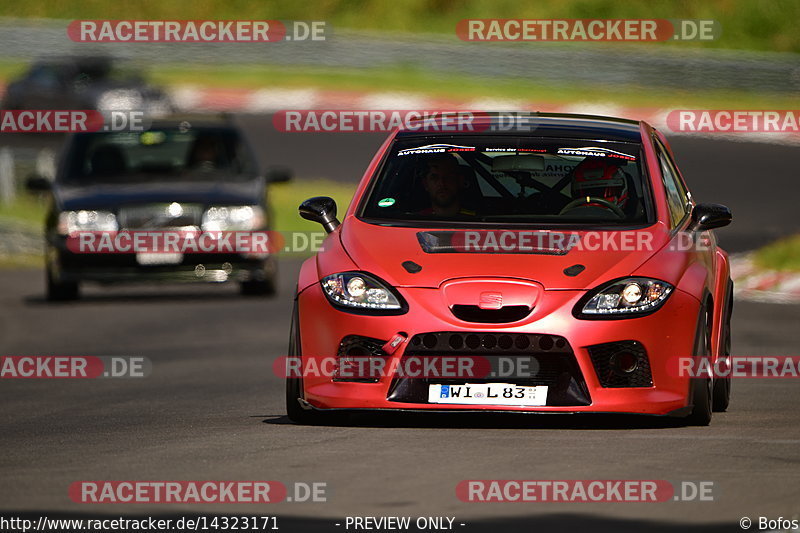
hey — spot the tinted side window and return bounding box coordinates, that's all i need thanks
[27,66,61,90]
[655,139,689,229]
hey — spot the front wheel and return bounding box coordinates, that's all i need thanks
[240,278,276,296]
[285,298,331,425]
[46,269,80,301]
[685,305,713,426]
[285,375,327,425]
[712,281,734,412]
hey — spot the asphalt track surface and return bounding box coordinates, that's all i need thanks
[2,117,800,532]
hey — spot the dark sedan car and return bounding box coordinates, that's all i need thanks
[2,55,173,117]
[26,116,290,300]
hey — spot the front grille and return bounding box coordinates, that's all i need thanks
[387,332,590,406]
[408,331,567,353]
[588,341,653,388]
[451,305,532,323]
[117,203,203,229]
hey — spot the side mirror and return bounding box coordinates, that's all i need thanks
[25,174,52,192]
[691,203,731,231]
[299,196,340,233]
[266,166,292,184]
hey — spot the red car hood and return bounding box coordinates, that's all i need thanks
[339,217,668,290]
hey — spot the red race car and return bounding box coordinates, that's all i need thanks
[287,113,733,426]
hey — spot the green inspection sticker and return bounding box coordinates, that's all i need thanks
[378,198,396,207]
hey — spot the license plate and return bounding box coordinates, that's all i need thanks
[427,383,548,406]
[136,252,183,265]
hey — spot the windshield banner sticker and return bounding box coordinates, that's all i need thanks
[556,147,636,160]
[397,144,477,156]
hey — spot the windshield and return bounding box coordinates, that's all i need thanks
[61,127,258,184]
[360,136,652,226]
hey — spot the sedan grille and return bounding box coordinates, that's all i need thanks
[117,203,203,230]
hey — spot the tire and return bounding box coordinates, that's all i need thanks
[685,305,713,426]
[286,377,343,425]
[285,374,322,425]
[240,277,276,297]
[46,269,80,301]
[285,299,328,425]
[712,281,734,412]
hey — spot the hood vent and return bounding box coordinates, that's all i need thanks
[451,304,532,323]
[417,231,569,255]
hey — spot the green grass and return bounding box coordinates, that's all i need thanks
[147,62,800,110]
[269,178,355,231]
[2,0,800,53]
[0,195,45,269]
[753,234,800,272]
[0,253,42,269]
[269,179,356,256]
[0,194,48,228]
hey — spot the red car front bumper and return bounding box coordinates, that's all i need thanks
[296,282,702,416]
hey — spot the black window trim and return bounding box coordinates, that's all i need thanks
[652,135,692,232]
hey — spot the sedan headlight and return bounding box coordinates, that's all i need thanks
[576,277,674,318]
[97,89,143,112]
[321,272,406,314]
[58,210,118,235]
[202,206,265,231]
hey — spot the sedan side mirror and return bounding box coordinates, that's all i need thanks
[25,174,52,192]
[691,203,732,231]
[299,196,340,233]
[266,166,292,184]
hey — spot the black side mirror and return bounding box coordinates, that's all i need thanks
[299,196,340,233]
[266,166,292,184]
[691,203,731,231]
[25,174,52,192]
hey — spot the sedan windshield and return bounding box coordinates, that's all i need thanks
[61,127,258,184]
[360,136,652,226]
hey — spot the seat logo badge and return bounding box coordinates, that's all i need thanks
[478,292,503,310]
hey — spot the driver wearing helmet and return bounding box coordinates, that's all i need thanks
[564,157,629,216]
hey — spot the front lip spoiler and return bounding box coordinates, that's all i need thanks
[296,403,689,418]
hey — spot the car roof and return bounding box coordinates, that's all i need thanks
[396,112,644,143]
[147,114,238,129]
[34,55,115,70]
[65,115,239,145]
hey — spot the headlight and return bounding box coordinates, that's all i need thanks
[202,206,265,231]
[97,89,143,112]
[576,277,674,318]
[321,272,406,314]
[58,210,118,235]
